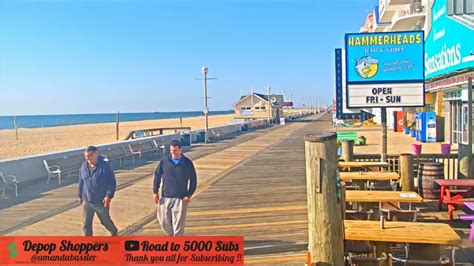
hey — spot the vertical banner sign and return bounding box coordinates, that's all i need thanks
[345,31,425,108]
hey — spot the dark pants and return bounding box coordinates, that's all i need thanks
[82,201,118,236]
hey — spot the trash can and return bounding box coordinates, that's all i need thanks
[180,132,191,147]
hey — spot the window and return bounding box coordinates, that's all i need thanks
[465,0,474,14]
[240,106,251,111]
[448,0,454,15]
[447,0,473,15]
[255,106,266,111]
[451,100,470,145]
[455,0,464,15]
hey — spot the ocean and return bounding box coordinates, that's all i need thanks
[0,111,233,130]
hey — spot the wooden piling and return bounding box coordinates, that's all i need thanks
[116,111,120,141]
[304,132,344,265]
[341,140,354,162]
[399,153,414,191]
[13,116,18,140]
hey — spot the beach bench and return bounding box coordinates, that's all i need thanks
[100,146,129,167]
[43,154,84,184]
[337,131,358,143]
[152,139,167,154]
[128,141,157,163]
[209,129,225,142]
[0,172,18,197]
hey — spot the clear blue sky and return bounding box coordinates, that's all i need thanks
[0,0,376,115]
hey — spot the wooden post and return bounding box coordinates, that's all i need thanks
[341,140,354,162]
[399,153,414,191]
[459,78,473,179]
[13,116,19,140]
[180,117,183,127]
[304,132,344,265]
[381,107,387,163]
[116,111,120,141]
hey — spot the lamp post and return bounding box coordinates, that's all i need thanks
[202,66,209,143]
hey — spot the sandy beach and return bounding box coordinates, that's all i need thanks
[0,114,234,160]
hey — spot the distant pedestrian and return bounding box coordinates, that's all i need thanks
[78,146,118,236]
[153,140,197,236]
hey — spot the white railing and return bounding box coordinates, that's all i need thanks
[393,2,425,22]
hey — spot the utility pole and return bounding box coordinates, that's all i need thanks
[195,66,217,143]
[202,66,209,143]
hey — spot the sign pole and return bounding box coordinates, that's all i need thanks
[381,107,387,163]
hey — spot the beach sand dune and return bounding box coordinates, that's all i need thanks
[0,114,234,160]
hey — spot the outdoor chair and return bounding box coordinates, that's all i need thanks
[0,172,19,197]
[380,202,419,222]
[347,252,387,266]
[367,180,395,191]
[43,160,62,184]
[389,254,450,265]
[345,209,375,257]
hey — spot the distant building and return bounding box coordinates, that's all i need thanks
[232,93,284,121]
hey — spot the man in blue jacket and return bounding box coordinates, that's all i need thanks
[78,146,118,236]
[153,140,197,236]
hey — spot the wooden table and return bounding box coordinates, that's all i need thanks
[345,220,461,245]
[340,172,399,181]
[434,179,474,220]
[346,190,423,214]
[346,191,423,204]
[339,161,389,171]
[345,220,461,264]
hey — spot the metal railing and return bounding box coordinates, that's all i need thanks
[392,2,425,23]
[352,153,459,180]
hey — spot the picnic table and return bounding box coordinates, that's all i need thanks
[346,190,423,216]
[460,202,474,242]
[435,179,474,220]
[345,220,462,263]
[345,191,423,204]
[339,161,389,171]
[340,172,399,181]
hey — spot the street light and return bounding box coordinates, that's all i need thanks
[195,66,216,143]
[202,66,209,143]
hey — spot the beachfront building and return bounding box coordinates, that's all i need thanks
[365,0,429,129]
[232,92,284,121]
[424,0,474,147]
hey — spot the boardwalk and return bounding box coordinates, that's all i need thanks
[133,116,331,264]
[1,114,319,237]
[2,114,473,265]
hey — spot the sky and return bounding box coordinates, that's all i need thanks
[0,0,377,115]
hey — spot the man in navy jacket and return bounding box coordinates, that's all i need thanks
[153,140,197,236]
[78,146,118,236]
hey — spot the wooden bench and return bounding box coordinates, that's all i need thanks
[43,154,84,184]
[128,141,158,163]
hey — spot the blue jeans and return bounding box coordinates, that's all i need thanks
[82,201,118,236]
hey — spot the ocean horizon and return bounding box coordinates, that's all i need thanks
[0,111,233,130]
